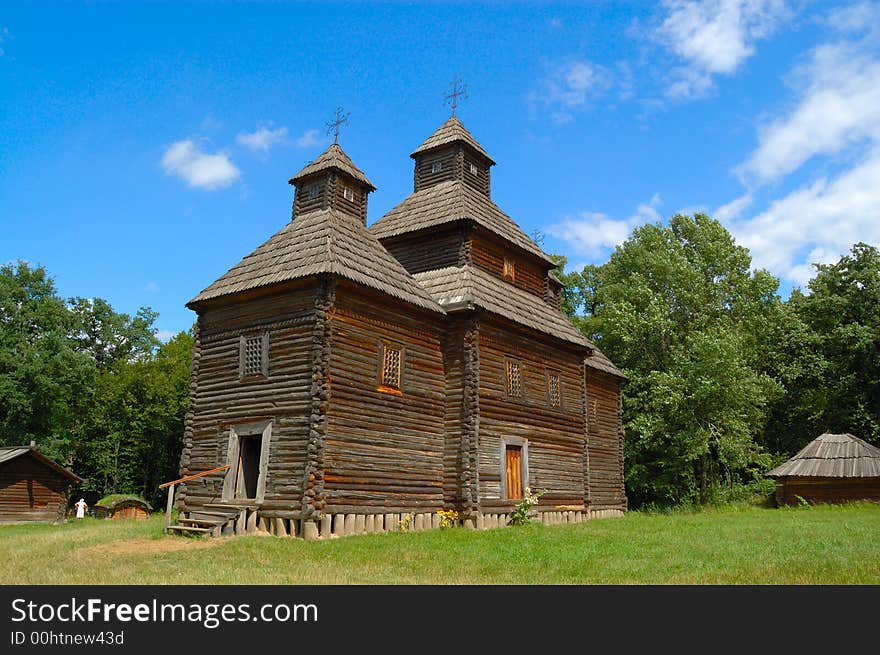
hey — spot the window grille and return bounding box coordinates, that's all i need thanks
[382,346,402,389]
[241,334,267,377]
[343,186,355,201]
[548,372,561,407]
[431,161,443,173]
[308,184,320,200]
[506,359,522,397]
[469,162,478,175]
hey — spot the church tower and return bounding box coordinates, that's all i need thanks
[289,143,376,225]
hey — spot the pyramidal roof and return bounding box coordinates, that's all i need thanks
[289,143,376,189]
[188,208,443,313]
[370,179,555,265]
[410,116,495,164]
[767,433,880,478]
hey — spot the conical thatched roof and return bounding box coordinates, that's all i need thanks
[767,433,880,478]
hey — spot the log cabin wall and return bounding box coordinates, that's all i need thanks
[413,149,456,192]
[476,316,587,512]
[180,281,319,511]
[459,149,491,197]
[327,173,369,224]
[293,175,326,216]
[323,281,446,513]
[470,229,546,298]
[774,477,880,506]
[380,226,464,275]
[0,455,71,523]
[586,370,627,511]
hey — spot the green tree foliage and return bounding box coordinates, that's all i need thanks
[563,214,781,507]
[0,261,192,505]
[763,243,880,451]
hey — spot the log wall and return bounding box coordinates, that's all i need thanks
[323,282,446,513]
[774,477,880,506]
[181,281,318,511]
[381,226,463,275]
[414,150,456,192]
[0,455,71,523]
[586,370,627,510]
[476,316,587,511]
[471,230,546,298]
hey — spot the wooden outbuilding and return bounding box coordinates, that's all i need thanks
[0,445,82,523]
[94,494,152,520]
[173,115,627,538]
[767,433,880,506]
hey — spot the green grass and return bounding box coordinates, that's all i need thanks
[2,503,879,584]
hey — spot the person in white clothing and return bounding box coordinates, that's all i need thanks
[74,498,88,519]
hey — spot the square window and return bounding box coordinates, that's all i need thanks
[469,162,478,175]
[381,345,402,390]
[548,372,561,407]
[343,186,355,202]
[308,184,320,200]
[503,257,516,282]
[506,359,522,398]
[430,161,443,174]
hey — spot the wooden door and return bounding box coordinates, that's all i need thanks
[506,445,522,500]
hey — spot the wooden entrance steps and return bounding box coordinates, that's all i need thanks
[167,503,250,538]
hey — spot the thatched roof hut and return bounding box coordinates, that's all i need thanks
[767,433,880,506]
[94,494,152,520]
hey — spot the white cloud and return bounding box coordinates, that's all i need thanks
[294,129,324,148]
[548,194,662,257]
[529,59,610,123]
[653,0,789,99]
[714,193,753,222]
[732,147,880,284]
[161,140,240,190]
[155,329,176,343]
[236,126,288,153]
[738,43,880,184]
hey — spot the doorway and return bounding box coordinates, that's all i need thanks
[506,445,523,500]
[235,434,263,500]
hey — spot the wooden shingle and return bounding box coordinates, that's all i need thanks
[767,433,880,478]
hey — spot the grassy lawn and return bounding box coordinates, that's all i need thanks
[1,503,878,584]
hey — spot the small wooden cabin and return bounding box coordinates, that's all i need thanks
[0,445,82,523]
[767,433,880,506]
[175,116,627,539]
[94,494,152,520]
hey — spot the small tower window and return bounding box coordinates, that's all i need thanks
[547,371,561,408]
[307,184,320,200]
[431,161,443,174]
[505,358,522,398]
[503,257,516,282]
[239,332,269,379]
[469,162,478,175]
[379,344,403,392]
[343,186,355,202]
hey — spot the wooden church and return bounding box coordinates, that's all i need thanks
[173,112,627,538]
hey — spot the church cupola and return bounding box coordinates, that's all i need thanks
[410,116,495,196]
[288,109,376,224]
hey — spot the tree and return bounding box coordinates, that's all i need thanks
[0,261,95,456]
[563,214,781,507]
[68,297,158,371]
[763,243,880,450]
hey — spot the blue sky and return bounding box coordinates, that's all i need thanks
[2,1,879,339]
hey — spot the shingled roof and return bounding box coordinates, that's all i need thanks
[411,116,495,164]
[767,433,880,478]
[189,209,443,313]
[0,446,83,483]
[585,346,627,379]
[413,265,589,347]
[370,180,555,265]
[289,143,376,190]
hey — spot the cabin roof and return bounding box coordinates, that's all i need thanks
[585,346,627,379]
[0,446,83,483]
[189,208,444,313]
[413,264,590,348]
[289,143,376,190]
[370,180,555,265]
[767,433,880,478]
[410,116,495,164]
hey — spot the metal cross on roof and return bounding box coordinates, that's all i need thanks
[444,79,468,117]
[326,107,350,144]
